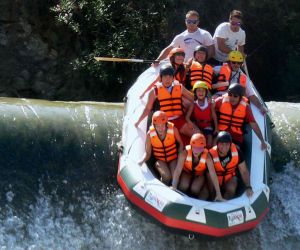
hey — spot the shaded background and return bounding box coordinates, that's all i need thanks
[0,0,299,102]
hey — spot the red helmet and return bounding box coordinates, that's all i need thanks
[168,47,185,58]
[152,111,168,125]
[190,133,206,148]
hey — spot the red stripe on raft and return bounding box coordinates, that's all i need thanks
[117,168,269,237]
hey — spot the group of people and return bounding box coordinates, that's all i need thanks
[135,9,268,201]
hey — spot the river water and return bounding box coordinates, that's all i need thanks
[0,99,299,249]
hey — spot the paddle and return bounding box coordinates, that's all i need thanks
[242,56,250,78]
[94,56,155,64]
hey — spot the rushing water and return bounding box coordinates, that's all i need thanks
[0,99,299,249]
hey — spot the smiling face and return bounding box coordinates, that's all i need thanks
[185,14,199,32]
[174,52,185,65]
[192,146,204,157]
[217,142,231,156]
[228,92,241,106]
[154,123,167,136]
[229,61,242,72]
[229,16,242,32]
[194,50,207,63]
[161,74,174,87]
[195,87,207,101]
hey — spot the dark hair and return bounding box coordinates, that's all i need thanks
[160,64,175,77]
[230,10,243,20]
[194,45,208,62]
[173,63,186,85]
[216,131,232,144]
[228,83,245,96]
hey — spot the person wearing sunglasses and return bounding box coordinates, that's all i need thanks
[214,83,267,151]
[211,10,245,65]
[212,51,268,115]
[208,131,253,199]
[153,10,214,66]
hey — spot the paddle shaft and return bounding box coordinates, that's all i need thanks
[94,57,154,64]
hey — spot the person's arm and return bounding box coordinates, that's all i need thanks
[237,45,244,55]
[140,76,159,99]
[238,161,253,197]
[207,44,215,60]
[237,30,246,57]
[171,151,186,189]
[152,45,174,67]
[246,106,267,150]
[211,81,229,90]
[217,37,232,54]
[174,126,184,152]
[249,121,267,150]
[182,85,194,102]
[211,65,229,89]
[248,95,268,115]
[185,102,194,124]
[135,89,156,127]
[138,133,152,166]
[206,154,224,201]
[184,102,198,132]
[210,101,219,134]
[244,77,267,115]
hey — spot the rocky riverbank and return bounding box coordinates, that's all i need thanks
[0,1,84,100]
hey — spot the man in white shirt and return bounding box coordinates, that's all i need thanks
[154,10,214,65]
[212,10,245,64]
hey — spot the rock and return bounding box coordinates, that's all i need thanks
[20,18,32,37]
[0,26,8,46]
[0,92,11,98]
[12,76,29,90]
[20,69,30,81]
[0,33,8,46]
[34,70,44,80]
[48,49,58,60]
[32,80,50,94]
[25,35,48,61]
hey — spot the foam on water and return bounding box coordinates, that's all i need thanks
[268,102,300,166]
[0,101,299,249]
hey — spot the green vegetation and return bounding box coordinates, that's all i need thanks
[50,0,299,101]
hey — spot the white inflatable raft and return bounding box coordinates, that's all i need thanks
[117,64,272,237]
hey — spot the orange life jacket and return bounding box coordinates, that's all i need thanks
[149,122,177,163]
[218,94,248,135]
[189,61,213,89]
[183,145,208,176]
[155,82,183,118]
[213,63,247,91]
[209,143,239,186]
[192,98,213,130]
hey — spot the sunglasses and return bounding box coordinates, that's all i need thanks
[186,19,198,25]
[228,93,240,98]
[230,21,241,26]
[230,61,243,65]
[174,52,185,57]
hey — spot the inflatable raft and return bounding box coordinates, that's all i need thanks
[117,64,272,237]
